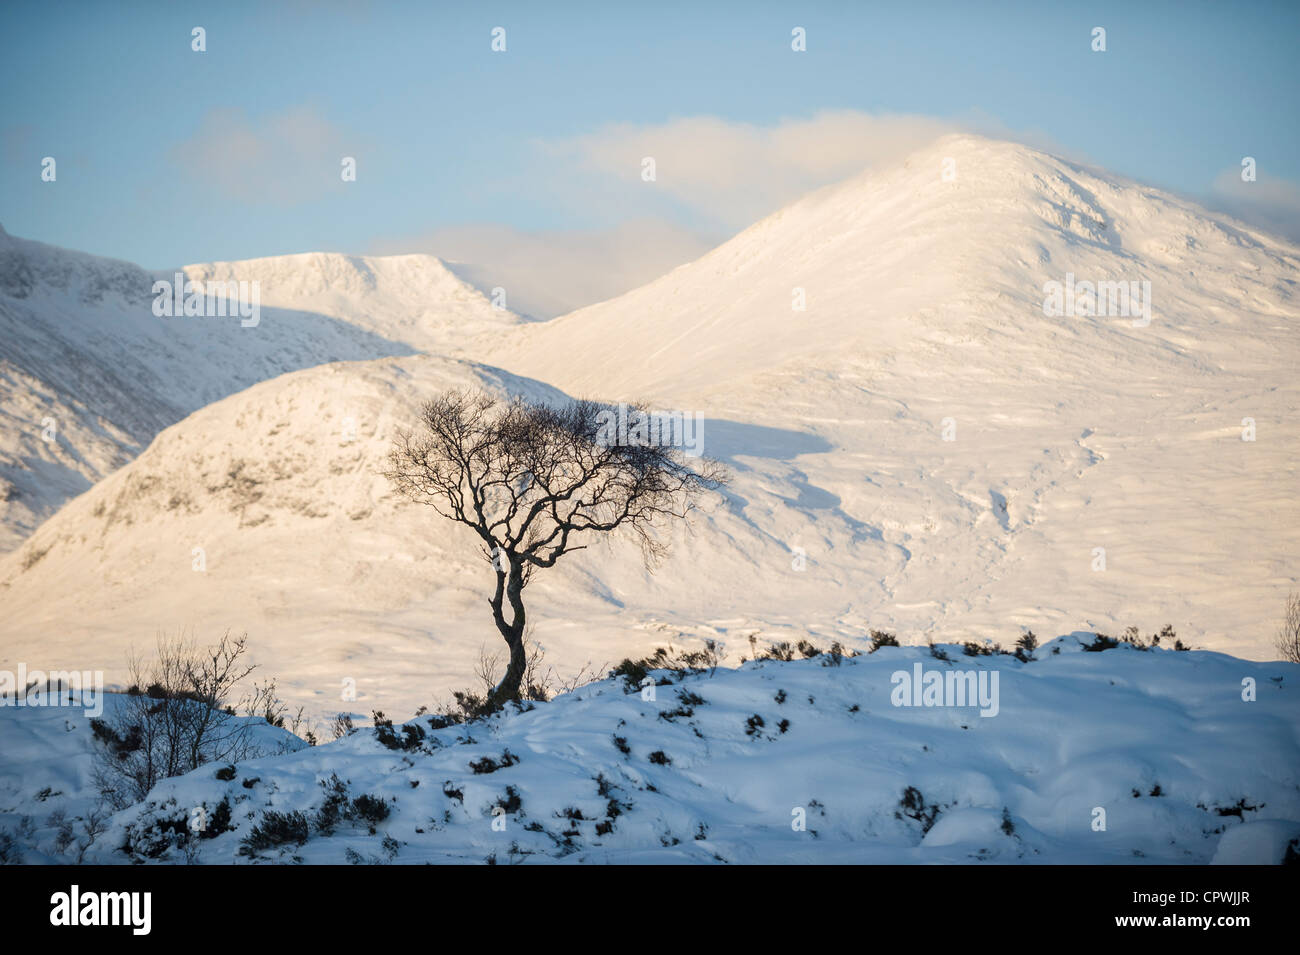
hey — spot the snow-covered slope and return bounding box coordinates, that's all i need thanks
[26,638,1296,865]
[0,690,305,864]
[0,355,600,716]
[0,228,521,552]
[483,133,1300,659]
[1,136,1296,725]
[490,134,1300,401]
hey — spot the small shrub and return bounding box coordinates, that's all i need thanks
[239,810,310,855]
[199,796,234,840]
[1083,633,1118,652]
[315,774,351,833]
[494,786,522,814]
[351,794,390,825]
[647,750,671,765]
[469,750,519,774]
[331,712,355,739]
[89,718,143,758]
[658,704,694,722]
[372,711,426,751]
[610,658,649,692]
[869,630,899,652]
[1120,626,1149,650]
[896,786,941,834]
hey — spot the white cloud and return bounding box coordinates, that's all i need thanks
[372,112,1068,317]
[370,219,718,320]
[539,111,961,229]
[1207,166,1300,242]
[169,106,357,205]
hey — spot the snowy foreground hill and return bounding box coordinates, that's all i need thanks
[4,636,1295,865]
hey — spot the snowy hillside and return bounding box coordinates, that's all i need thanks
[490,134,1300,401]
[489,134,1300,659]
[0,227,521,552]
[0,689,304,864]
[0,355,578,714]
[4,637,1291,865]
[1,134,1296,727]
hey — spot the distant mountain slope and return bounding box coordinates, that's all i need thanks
[476,133,1300,660]
[0,228,522,551]
[489,134,1300,402]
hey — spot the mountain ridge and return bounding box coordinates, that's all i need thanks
[0,229,524,551]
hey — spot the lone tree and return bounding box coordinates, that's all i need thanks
[385,391,727,708]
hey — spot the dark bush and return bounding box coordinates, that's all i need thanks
[372,711,427,751]
[869,630,900,652]
[351,793,390,825]
[469,750,519,774]
[238,810,310,854]
[200,796,234,840]
[1015,631,1038,662]
[495,786,522,814]
[896,786,941,834]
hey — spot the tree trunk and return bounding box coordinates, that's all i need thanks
[486,556,527,709]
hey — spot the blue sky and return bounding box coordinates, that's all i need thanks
[2,0,1297,312]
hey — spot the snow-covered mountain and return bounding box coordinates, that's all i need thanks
[1,135,1296,725]
[7,637,1298,865]
[0,227,522,552]
[490,134,1300,402]
[484,133,1299,658]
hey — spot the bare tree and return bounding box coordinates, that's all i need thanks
[73,801,109,864]
[93,631,264,808]
[386,391,727,708]
[1278,591,1300,664]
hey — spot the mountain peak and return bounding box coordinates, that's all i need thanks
[491,135,1298,400]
